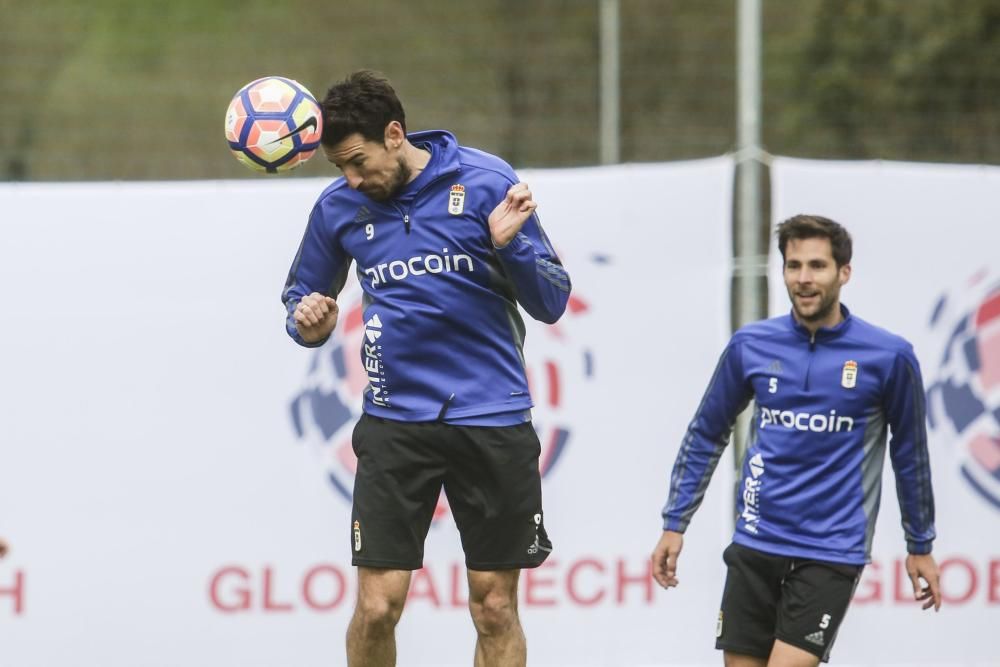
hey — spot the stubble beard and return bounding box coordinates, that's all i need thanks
[363,157,411,202]
[792,289,838,324]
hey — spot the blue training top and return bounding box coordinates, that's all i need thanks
[281,130,571,425]
[662,306,936,565]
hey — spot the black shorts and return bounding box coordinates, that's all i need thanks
[716,543,863,663]
[349,413,552,571]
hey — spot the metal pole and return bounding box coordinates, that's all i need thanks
[599,0,621,165]
[733,0,767,514]
[736,0,763,322]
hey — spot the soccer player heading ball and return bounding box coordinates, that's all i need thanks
[653,215,940,666]
[281,70,571,666]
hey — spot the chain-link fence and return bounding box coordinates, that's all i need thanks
[2,0,999,181]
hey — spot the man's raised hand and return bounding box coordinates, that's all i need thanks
[489,182,537,249]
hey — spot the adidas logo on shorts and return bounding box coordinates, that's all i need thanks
[804,630,825,646]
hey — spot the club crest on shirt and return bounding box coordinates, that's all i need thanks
[841,360,858,389]
[448,184,465,215]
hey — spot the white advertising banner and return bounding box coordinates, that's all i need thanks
[0,159,734,667]
[771,158,1000,666]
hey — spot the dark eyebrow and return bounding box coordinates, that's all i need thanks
[329,150,365,169]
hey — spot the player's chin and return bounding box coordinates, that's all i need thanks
[793,302,821,320]
[358,185,381,199]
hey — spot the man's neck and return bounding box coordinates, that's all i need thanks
[402,141,431,184]
[794,303,844,335]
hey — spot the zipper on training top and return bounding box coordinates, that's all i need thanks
[388,202,411,234]
[389,169,459,236]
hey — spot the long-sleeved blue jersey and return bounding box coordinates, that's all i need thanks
[662,306,936,565]
[281,130,571,424]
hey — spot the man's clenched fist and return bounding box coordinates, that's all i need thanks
[294,292,339,343]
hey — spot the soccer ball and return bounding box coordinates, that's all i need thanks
[224,76,323,173]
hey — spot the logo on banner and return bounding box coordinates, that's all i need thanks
[926,269,1000,511]
[288,282,595,521]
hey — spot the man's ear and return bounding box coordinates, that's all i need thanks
[839,263,852,287]
[384,121,405,149]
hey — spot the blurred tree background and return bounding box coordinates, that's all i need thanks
[1,0,999,181]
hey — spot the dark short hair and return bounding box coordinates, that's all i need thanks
[776,214,853,267]
[320,70,406,147]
